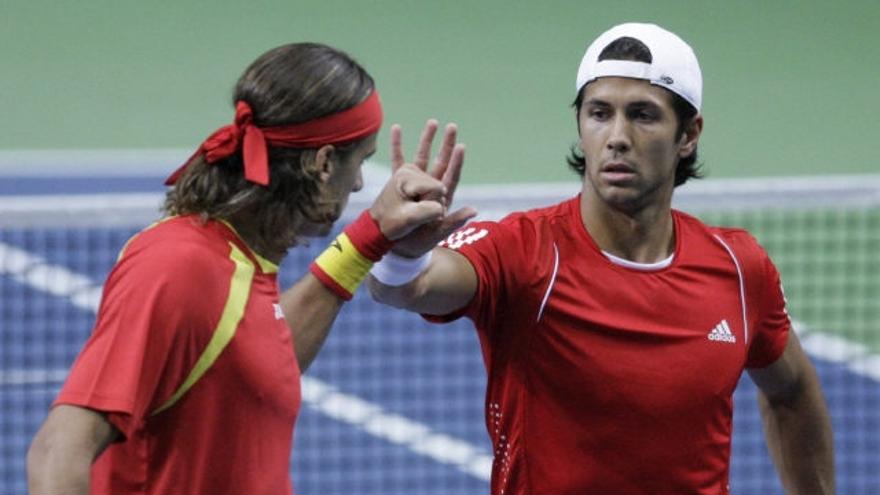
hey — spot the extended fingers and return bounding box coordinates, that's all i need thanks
[442,144,466,201]
[390,124,404,171]
[431,123,458,180]
[413,119,439,171]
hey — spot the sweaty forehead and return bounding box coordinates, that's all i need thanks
[582,77,674,108]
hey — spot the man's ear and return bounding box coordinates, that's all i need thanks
[678,114,703,158]
[315,144,336,183]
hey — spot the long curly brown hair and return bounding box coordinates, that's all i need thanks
[163,42,375,256]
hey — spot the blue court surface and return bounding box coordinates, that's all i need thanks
[1,177,878,494]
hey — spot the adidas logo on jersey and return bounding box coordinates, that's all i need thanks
[707,319,736,343]
[441,227,489,250]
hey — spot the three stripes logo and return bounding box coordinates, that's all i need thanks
[707,319,736,344]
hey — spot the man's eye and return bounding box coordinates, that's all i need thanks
[635,110,658,121]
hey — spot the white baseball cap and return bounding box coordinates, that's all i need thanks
[575,23,702,111]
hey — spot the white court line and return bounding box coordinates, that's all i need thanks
[795,325,880,382]
[0,240,493,481]
[0,369,70,386]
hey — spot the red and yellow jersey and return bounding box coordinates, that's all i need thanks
[55,215,300,495]
[432,196,789,495]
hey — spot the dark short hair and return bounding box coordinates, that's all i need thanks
[163,42,375,253]
[566,37,702,187]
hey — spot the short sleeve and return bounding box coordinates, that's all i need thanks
[54,238,230,438]
[424,220,525,330]
[745,245,791,368]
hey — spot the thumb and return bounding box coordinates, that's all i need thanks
[398,175,447,201]
[402,199,446,225]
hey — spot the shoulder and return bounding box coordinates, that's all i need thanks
[86,218,238,354]
[442,198,573,252]
[111,216,238,297]
[675,210,768,259]
[676,211,780,300]
[709,227,769,264]
[494,198,574,242]
[124,216,231,263]
[504,199,572,230]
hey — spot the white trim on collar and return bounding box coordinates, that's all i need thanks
[602,250,674,271]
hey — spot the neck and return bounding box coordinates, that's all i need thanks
[580,191,675,264]
[223,214,285,265]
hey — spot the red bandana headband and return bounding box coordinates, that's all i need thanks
[165,90,383,186]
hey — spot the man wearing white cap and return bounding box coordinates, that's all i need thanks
[369,23,835,494]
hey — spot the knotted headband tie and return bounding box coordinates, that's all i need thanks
[165,90,383,186]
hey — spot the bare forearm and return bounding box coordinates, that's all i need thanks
[367,275,423,311]
[367,248,476,315]
[758,382,835,494]
[280,273,344,372]
[367,275,468,315]
[27,405,115,495]
[27,452,91,495]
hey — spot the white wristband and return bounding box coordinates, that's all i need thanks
[370,250,433,286]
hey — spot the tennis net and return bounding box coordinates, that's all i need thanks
[1,175,878,494]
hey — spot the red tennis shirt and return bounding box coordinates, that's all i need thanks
[432,196,790,495]
[55,215,301,494]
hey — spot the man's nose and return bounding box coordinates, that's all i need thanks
[606,116,632,153]
[352,168,364,192]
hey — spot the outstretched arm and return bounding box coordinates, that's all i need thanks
[368,246,477,316]
[285,120,475,372]
[28,405,119,495]
[367,120,479,316]
[748,332,835,494]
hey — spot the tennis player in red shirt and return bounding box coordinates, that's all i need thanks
[369,23,835,494]
[27,42,470,494]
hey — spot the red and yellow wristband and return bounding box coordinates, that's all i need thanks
[309,210,393,300]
